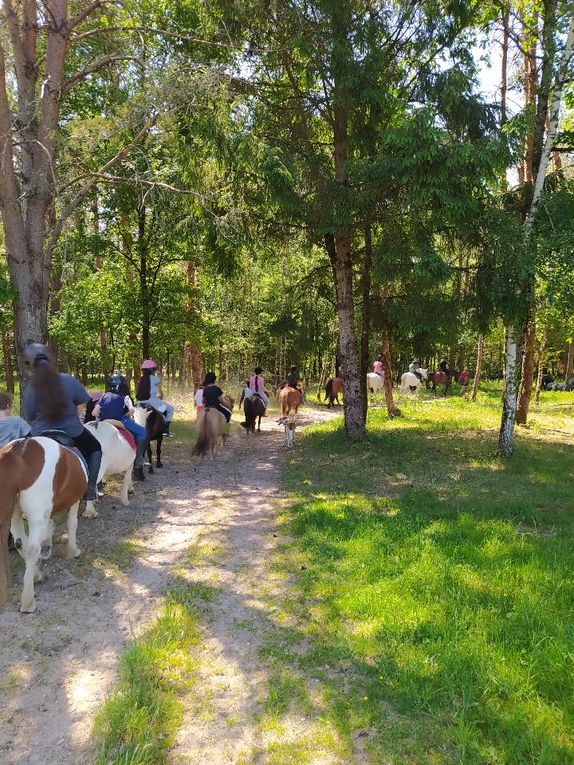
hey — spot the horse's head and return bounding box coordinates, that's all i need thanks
[221,395,234,410]
[418,368,429,380]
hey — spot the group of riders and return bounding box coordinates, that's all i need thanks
[0,345,305,506]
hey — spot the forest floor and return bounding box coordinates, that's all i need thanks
[0,398,338,765]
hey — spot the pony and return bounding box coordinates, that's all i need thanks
[367,372,384,394]
[426,371,452,396]
[243,395,266,433]
[134,403,165,472]
[192,396,234,459]
[84,421,136,517]
[400,368,428,393]
[1,437,87,613]
[278,386,302,417]
[325,377,344,408]
[282,414,297,448]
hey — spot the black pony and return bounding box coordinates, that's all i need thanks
[135,404,165,473]
[242,396,266,433]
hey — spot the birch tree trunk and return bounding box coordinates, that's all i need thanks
[471,333,483,403]
[516,310,536,424]
[499,13,574,457]
[534,331,546,404]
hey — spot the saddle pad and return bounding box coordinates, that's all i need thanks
[117,428,136,451]
[104,418,125,429]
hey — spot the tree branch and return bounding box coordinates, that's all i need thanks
[67,0,117,32]
[62,55,141,93]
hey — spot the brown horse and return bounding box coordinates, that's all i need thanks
[278,387,301,418]
[192,396,234,459]
[427,371,452,396]
[325,377,344,408]
[242,395,266,433]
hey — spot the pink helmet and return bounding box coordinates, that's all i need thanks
[142,359,157,370]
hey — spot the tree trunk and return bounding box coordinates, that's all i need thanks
[471,334,484,403]
[516,310,536,424]
[499,325,518,457]
[359,225,372,419]
[381,329,401,418]
[328,100,365,438]
[2,327,14,393]
[565,339,574,382]
[534,331,546,405]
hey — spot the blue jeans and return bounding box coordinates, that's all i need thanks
[121,416,147,442]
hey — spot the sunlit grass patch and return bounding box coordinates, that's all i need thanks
[94,591,202,765]
[273,397,574,763]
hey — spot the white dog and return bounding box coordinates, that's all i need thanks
[280,414,296,448]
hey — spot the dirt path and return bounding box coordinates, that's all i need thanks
[0,406,338,765]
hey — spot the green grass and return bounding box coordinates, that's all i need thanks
[94,583,207,765]
[265,396,574,764]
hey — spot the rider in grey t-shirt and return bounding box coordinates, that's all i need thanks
[0,416,31,447]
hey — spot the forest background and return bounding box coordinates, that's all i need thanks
[0,0,573,451]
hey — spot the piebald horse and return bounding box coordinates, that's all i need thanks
[193,396,234,459]
[0,437,87,613]
[400,368,429,393]
[134,403,165,472]
[84,421,135,517]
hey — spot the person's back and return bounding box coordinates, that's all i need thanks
[439,358,448,375]
[373,359,384,376]
[0,392,31,447]
[98,391,126,421]
[287,371,298,388]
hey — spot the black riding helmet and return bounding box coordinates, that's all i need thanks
[254,366,263,374]
[108,374,123,392]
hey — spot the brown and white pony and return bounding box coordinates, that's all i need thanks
[0,437,87,613]
[192,396,234,459]
[278,386,301,418]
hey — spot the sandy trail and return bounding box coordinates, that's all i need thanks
[0,406,337,765]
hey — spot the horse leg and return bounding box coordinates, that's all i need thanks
[20,514,50,613]
[258,416,261,432]
[147,441,154,474]
[119,470,131,506]
[156,435,163,468]
[83,499,98,519]
[66,502,81,559]
[11,507,27,559]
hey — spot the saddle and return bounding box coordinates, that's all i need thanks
[39,430,88,471]
[95,419,136,450]
[103,418,125,429]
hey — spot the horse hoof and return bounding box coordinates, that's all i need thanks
[148,467,154,474]
[134,467,145,482]
[40,544,52,560]
[83,504,98,519]
[156,462,163,469]
[67,547,81,560]
[20,600,37,614]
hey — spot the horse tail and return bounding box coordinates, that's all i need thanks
[325,379,333,398]
[192,411,211,456]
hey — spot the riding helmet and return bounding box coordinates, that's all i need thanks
[108,374,123,391]
[142,359,157,370]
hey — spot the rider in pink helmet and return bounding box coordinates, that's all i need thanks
[136,359,174,436]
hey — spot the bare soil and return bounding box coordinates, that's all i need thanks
[0,406,338,765]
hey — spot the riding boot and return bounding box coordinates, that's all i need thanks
[83,450,102,501]
[134,439,147,481]
[162,421,173,437]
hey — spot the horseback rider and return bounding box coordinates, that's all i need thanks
[0,391,31,447]
[373,356,384,378]
[409,359,423,382]
[202,372,232,432]
[22,343,102,502]
[136,359,174,437]
[91,374,149,481]
[249,366,270,408]
[439,356,449,375]
[283,365,302,395]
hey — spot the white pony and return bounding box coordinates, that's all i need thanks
[367,372,385,394]
[400,368,429,393]
[84,421,135,518]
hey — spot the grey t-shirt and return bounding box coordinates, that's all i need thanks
[23,373,90,438]
[0,416,31,447]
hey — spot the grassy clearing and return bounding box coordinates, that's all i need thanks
[94,579,213,765]
[260,395,574,764]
